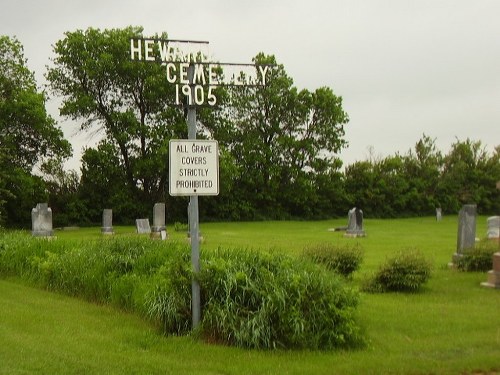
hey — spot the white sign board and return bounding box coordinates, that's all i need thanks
[169,140,219,196]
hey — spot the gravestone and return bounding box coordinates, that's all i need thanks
[480,252,500,289]
[31,203,53,237]
[151,203,166,239]
[486,216,500,239]
[345,207,366,237]
[136,218,151,234]
[101,209,114,235]
[452,204,477,264]
[436,208,442,221]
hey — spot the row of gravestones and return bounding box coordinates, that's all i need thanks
[31,202,168,240]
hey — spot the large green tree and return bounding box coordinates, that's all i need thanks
[208,54,349,219]
[0,35,71,226]
[46,27,191,218]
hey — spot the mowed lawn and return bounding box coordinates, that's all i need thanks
[1,216,499,374]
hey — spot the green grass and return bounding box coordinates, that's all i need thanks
[2,216,500,374]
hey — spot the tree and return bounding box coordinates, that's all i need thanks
[46,27,193,217]
[439,139,500,213]
[403,135,443,215]
[0,35,71,226]
[213,54,349,219]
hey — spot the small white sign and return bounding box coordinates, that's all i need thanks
[169,140,219,196]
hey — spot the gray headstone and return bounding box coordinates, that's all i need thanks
[151,203,166,233]
[345,207,365,237]
[436,208,442,221]
[101,209,113,234]
[487,216,500,239]
[456,204,477,254]
[136,218,151,234]
[31,203,53,237]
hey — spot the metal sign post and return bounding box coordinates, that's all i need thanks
[187,65,200,328]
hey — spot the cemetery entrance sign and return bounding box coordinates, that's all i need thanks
[129,35,270,330]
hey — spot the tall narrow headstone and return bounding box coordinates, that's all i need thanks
[151,203,166,236]
[486,216,500,239]
[436,208,442,221]
[31,203,53,237]
[452,204,477,264]
[345,207,366,237]
[101,209,113,235]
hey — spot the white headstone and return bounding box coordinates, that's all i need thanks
[151,203,166,233]
[101,209,113,234]
[136,218,151,234]
[487,216,500,239]
[31,203,53,237]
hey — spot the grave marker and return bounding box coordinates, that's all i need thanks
[345,207,366,237]
[31,203,53,237]
[452,204,477,265]
[136,218,151,234]
[101,209,114,235]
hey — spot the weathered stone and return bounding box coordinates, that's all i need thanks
[486,216,500,239]
[31,203,53,237]
[101,209,113,235]
[136,218,151,234]
[481,252,500,289]
[345,207,366,238]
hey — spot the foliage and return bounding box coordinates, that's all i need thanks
[302,243,363,277]
[0,35,71,226]
[0,232,363,350]
[362,249,432,293]
[456,240,498,272]
[209,53,349,220]
[199,248,363,349]
[173,222,188,232]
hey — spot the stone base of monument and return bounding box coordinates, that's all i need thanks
[150,230,167,240]
[101,227,114,235]
[344,230,366,238]
[448,252,463,268]
[481,252,500,289]
[32,230,54,237]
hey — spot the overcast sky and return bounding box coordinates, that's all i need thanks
[2,0,499,170]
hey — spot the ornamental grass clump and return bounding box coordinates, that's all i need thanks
[198,248,364,349]
[302,243,363,277]
[362,248,432,293]
[456,240,497,272]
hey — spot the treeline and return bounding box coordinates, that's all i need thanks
[39,135,498,227]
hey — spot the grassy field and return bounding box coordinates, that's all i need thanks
[1,216,499,374]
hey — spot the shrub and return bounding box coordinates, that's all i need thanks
[198,248,364,349]
[302,243,363,277]
[173,222,188,232]
[363,249,432,293]
[456,240,497,272]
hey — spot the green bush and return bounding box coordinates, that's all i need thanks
[199,248,364,349]
[456,240,497,272]
[362,249,432,293]
[302,243,363,277]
